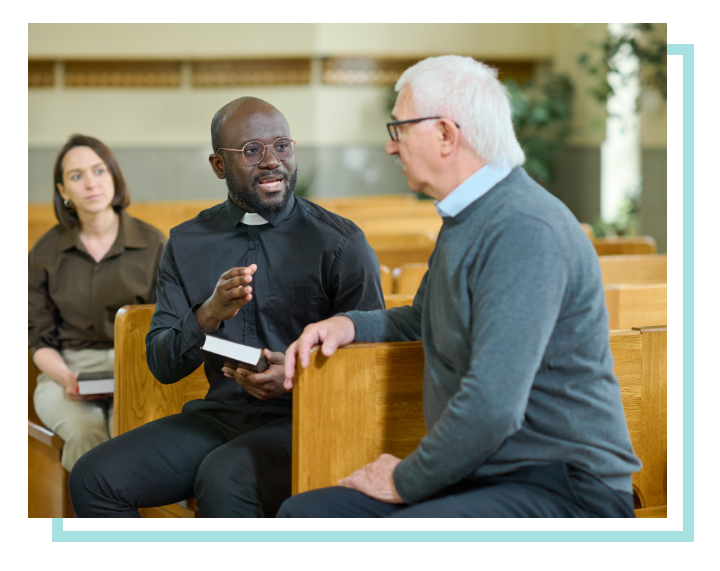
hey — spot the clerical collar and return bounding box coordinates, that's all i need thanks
[226,194,296,227]
[241,212,269,225]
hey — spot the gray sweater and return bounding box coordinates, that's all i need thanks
[342,167,642,505]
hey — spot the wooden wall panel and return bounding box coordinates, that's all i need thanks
[65,61,181,87]
[193,59,311,86]
[29,60,54,87]
[322,57,537,85]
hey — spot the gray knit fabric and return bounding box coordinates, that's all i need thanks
[341,167,642,505]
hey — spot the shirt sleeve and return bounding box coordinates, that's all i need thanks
[330,228,386,314]
[392,217,568,504]
[28,248,61,355]
[145,236,220,384]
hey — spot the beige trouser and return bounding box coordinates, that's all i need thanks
[33,348,114,472]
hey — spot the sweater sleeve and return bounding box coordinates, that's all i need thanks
[392,217,568,504]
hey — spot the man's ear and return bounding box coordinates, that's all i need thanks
[208,153,226,179]
[437,119,460,157]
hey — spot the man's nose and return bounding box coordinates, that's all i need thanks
[258,145,281,168]
[385,138,398,155]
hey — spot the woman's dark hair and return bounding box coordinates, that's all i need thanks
[53,134,131,228]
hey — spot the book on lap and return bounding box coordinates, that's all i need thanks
[77,371,114,395]
[201,335,269,375]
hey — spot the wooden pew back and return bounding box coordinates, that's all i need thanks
[592,237,657,256]
[112,297,415,435]
[599,254,667,285]
[605,284,667,330]
[292,327,667,509]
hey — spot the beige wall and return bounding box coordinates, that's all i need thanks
[28,23,666,148]
[29,23,552,59]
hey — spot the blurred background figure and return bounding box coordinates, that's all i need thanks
[28,134,165,471]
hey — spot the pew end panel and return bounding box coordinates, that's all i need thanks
[114,305,208,437]
[292,341,425,495]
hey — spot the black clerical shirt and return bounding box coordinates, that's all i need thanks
[146,194,385,406]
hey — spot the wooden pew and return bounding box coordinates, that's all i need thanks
[605,284,667,330]
[592,236,657,256]
[365,233,437,270]
[599,254,667,286]
[113,305,666,518]
[28,351,75,518]
[292,327,667,517]
[379,265,393,297]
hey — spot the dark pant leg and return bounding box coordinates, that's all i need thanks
[278,463,635,518]
[277,487,404,518]
[194,412,292,518]
[390,463,635,518]
[69,410,230,517]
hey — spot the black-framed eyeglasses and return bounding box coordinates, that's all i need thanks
[386,117,461,142]
[217,137,296,166]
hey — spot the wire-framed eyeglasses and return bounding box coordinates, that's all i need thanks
[386,117,461,142]
[217,137,296,166]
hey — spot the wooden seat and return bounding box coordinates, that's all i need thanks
[28,351,75,518]
[291,326,667,515]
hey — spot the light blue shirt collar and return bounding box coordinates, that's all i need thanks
[434,163,512,218]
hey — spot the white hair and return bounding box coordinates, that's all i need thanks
[395,55,525,169]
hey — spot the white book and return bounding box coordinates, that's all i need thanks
[77,371,114,395]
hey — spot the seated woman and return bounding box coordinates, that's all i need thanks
[28,134,166,472]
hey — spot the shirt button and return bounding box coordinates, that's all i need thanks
[247,326,254,334]
[249,244,256,250]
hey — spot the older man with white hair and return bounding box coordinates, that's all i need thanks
[278,56,641,518]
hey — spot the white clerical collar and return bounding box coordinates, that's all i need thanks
[241,212,269,226]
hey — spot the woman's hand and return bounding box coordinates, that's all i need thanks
[61,370,106,401]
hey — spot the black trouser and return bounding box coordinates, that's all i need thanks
[277,462,635,518]
[69,399,292,518]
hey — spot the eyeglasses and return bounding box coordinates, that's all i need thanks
[386,117,461,142]
[217,137,296,166]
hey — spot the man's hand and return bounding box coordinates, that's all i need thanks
[62,371,106,401]
[338,453,404,504]
[223,349,286,400]
[283,316,356,389]
[194,265,257,331]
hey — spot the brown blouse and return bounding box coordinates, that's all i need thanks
[28,210,166,354]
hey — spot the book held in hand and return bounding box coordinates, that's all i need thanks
[201,335,269,375]
[77,371,114,395]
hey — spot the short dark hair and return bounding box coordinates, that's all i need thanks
[53,134,131,228]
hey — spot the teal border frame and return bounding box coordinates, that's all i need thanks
[51,44,693,543]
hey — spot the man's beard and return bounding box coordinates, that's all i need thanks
[226,165,297,217]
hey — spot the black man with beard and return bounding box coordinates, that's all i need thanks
[69,97,385,518]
